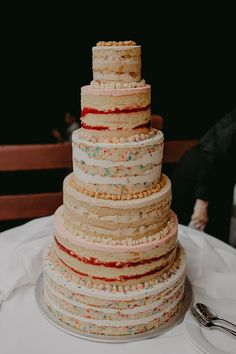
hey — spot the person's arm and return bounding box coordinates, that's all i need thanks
[191,108,236,230]
[191,199,209,230]
[51,129,64,143]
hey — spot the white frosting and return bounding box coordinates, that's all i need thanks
[90,79,146,89]
[73,148,162,168]
[81,84,150,96]
[45,288,184,327]
[44,244,185,301]
[93,45,141,50]
[73,129,163,149]
[73,165,161,185]
[64,173,171,209]
[45,278,184,315]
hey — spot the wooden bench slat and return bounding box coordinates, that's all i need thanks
[0,144,72,171]
[0,192,63,221]
[163,140,197,163]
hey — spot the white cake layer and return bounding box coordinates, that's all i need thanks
[44,286,184,326]
[72,129,163,195]
[44,277,184,315]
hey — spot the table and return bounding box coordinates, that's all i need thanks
[1,221,236,354]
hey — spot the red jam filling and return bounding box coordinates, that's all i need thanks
[58,256,169,282]
[81,105,151,117]
[54,236,173,268]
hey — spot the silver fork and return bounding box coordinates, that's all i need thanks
[190,305,236,337]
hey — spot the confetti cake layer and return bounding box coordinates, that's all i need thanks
[72,129,164,195]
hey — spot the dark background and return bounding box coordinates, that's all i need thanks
[1,6,235,144]
[0,6,235,230]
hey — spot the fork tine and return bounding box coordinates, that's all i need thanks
[190,305,200,318]
[193,315,205,326]
[191,313,204,325]
[191,305,203,317]
[190,305,208,326]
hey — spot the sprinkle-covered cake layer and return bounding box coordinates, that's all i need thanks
[72,129,163,195]
[43,244,185,335]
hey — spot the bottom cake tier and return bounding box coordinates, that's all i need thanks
[43,244,186,336]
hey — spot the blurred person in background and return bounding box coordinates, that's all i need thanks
[171,107,236,243]
[52,112,79,142]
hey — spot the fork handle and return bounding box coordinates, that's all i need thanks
[216,318,236,329]
[213,324,236,337]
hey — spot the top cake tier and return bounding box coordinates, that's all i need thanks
[91,41,145,88]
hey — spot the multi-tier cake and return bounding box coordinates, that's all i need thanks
[43,40,186,336]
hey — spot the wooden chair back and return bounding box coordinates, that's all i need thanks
[150,114,197,162]
[163,140,197,163]
[0,144,72,221]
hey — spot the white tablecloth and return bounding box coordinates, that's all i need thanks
[0,219,236,354]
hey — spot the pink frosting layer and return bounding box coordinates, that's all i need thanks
[81,84,151,97]
[54,208,178,253]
